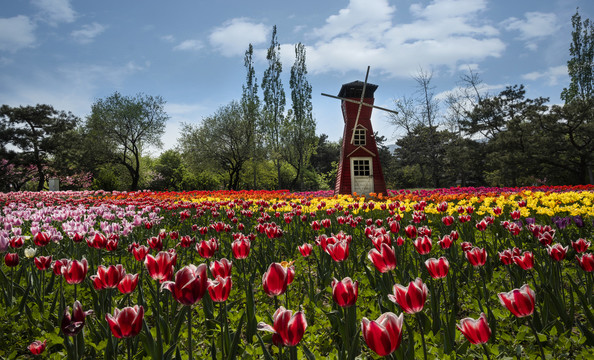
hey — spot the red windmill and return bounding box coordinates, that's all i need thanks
[322,67,397,196]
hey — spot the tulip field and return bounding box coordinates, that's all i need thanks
[1,186,594,359]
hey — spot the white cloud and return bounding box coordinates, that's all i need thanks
[32,0,76,25]
[0,16,36,52]
[305,0,504,78]
[161,35,175,43]
[173,39,204,51]
[502,12,559,40]
[209,18,269,57]
[522,65,567,86]
[71,23,107,44]
[313,0,395,41]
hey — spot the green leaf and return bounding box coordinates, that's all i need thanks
[302,343,316,360]
[256,332,274,360]
[226,310,246,360]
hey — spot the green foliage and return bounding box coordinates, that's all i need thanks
[86,92,168,190]
[178,101,253,190]
[562,9,594,103]
[261,25,286,189]
[0,104,80,191]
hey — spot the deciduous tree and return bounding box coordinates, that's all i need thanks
[261,25,286,189]
[285,42,316,190]
[0,104,79,190]
[86,92,168,190]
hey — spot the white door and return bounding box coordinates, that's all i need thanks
[350,157,374,195]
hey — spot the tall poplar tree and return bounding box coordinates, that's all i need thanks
[285,42,316,190]
[562,9,594,103]
[242,43,261,189]
[261,25,285,189]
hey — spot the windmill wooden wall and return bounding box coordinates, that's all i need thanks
[334,81,388,196]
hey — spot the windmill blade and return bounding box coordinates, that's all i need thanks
[320,93,398,114]
[350,66,370,144]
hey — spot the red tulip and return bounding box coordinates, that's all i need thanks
[404,225,417,239]
[210,258,233,278]
[207,275,233,302]
[370,233,391,250]
[465,247,487,267]
[509,209,521,220]
[106,305,144,338]
[105,238,118,251]
[436,201,448,212]
[232,237,251,259]
[571,238,591,253]
[325,240,349,262]
[388,278,429,314]
[457,313,491,345]
[87,233,107,249]
[9,236,24,248]
[460,241,473,252]
[145,251,177,283]
[425,257,449,279]
[577,253,594,272]
[52,258,67,276]
[546,243,568,261]
[33,232,51,247]
[131,245,149,262]
[161,264,208,305]
[118,273,139,294]
[367,243,397,273]
[442,216,454,226]
[34,255,53,271]
[331,277,358,307]
[413,235,432,255]
[257,306,307,347]
[450,230,459,241]
[61,259,88,284]
[498,284,535,318]
[389,221,400,234]
[298,243,313,257]
[262,262,294,297]
[196,238,218,259]
[4,252,19,267]
[361,312,404,357]
[475,219,488,232]
[438,235,453,249]
[537,231,555,246]
[61,300,93,336]
[513,251,534,270]
[498,249,514,265]
[147,236,163,251]
[28,339,47,355]
[90,264,126,290]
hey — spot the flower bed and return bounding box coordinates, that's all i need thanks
[0,186,593,359]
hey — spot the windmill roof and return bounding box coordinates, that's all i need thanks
[338,80,378,99]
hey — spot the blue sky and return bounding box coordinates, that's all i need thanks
[1,0,592,153]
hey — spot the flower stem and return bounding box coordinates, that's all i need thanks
[529,318,546,360]
[481,343,491,360]
[188,306,193,360]
[127,337,132,360]
[416,313,428,360]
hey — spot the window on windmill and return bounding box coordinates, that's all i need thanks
[353,159,371,176]
[353,128,366,146]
